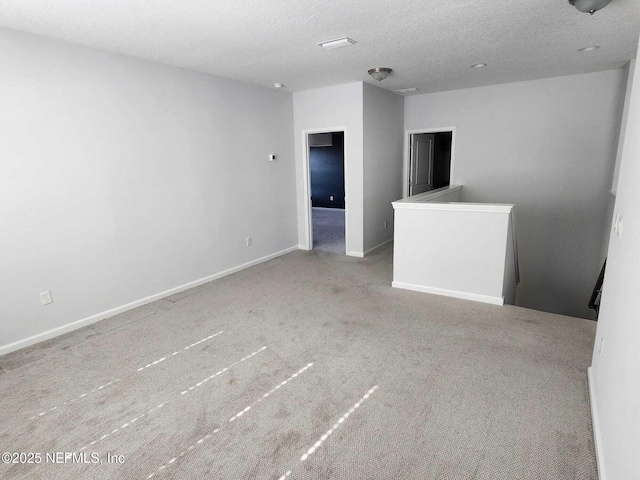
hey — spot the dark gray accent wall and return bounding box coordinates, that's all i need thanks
[310,132,344,208]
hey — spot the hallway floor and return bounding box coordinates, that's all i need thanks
[312,207,345,255]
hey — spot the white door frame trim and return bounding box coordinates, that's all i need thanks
[403,127,457,199]
[301,127,349,253]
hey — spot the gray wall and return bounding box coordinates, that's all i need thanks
[405,70,627,319]
[590,40,640,479]
[363,83,404,253]
[293,83,364,256]
[0,27,297,351]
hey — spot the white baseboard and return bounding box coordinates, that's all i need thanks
[391,281,504,306]
[299,241,360,257]
[364,239,393,256]
[587,367,606,480]
[0,245,299,357]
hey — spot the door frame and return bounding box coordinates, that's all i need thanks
[301,127,348,252]
[403,127,457,198]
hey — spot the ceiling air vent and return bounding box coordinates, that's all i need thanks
[396,88,418,94]
[317,37,356,49]
[308,133,333,147]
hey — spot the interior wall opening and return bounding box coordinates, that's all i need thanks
[308,131,345,254]
[407,130,454,197]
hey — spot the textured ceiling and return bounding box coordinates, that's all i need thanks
[0,0,638,94]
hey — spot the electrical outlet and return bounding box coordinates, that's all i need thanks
[246,237,252,247]
[40,290,53,306]
[599,337,604,357]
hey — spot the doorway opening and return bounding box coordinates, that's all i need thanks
[307,131,345,254]
[405,128,455,197]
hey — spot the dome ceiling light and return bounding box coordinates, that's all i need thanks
[568,0,612,15]
[368,67,393,82]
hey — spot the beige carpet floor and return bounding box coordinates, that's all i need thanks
[0,244,597,479]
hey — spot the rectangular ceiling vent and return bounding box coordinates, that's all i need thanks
[396,88,419,94]
[308,133,333,147]
[317,37,356,50]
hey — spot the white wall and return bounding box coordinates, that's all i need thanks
[293,83,364,256]
[392,199,515,306]
[611,61,635,195]
[363,83,404,253]
[405,70,626,319]
[590,39,640,480]
[599,62,635,268]
[0,27,298,352]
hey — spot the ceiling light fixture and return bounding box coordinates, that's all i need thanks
[273,83,285,89]
[317,37,356,49]
[368,67,393,82]
[396,87,418,94]
[568,0,612,15]
[471,63,487,68]
[578,45,600,52]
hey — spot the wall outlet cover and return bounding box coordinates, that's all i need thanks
[613,213,624,237]
[617,216,624,237]
[40,290,53,305]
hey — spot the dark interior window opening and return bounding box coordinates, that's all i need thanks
[409,131,452,196]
